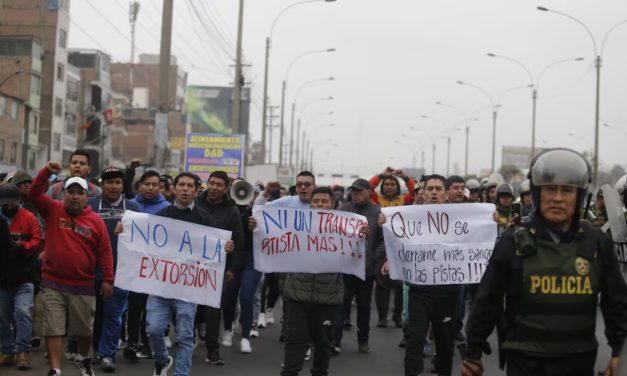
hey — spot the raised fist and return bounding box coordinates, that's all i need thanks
[46,161,62,173]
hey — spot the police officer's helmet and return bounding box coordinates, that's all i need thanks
[528,148,591,215]
[466,179,480,192]
[519,179,531,196]
[615,174,627,194]
[486,172,504,189]
[496,183,514,198]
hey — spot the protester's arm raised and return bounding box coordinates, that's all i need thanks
[27,161,62,217]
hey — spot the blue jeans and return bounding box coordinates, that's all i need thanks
[96,286,128,359]
[223,258,262,338]
[146,296,196,376]
[0,283,34,354]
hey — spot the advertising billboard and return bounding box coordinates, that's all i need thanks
[187,86,250,136]
[184,133,246,181]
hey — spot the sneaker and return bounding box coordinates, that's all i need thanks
[117,341,126,350]
[16,352,30,369]
[250,327,259,338]
[221,330,233,347]
[31,336,41,348]
[47,368,62,376]
[138,344,152,359]
[204,350,224,366]
[258,313,267,328]
[376,318,387,328]
[101,357,115,373]
[163,337,172,350]
[74,357,94,376]
[0,352,15,366]
[123,345,138,362]
[304,348,311,361]
[152,356,172,376]
[331,345,341,356]
[265,308,275,325]
[64,352,78,361]
[239,338,251,354]
[358,343,370,353]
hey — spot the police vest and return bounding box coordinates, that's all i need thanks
[502,226,602,356]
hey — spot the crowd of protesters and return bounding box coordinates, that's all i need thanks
[1,148,627,376]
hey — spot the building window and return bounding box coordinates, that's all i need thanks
[55,97,63,117]
[0,139,4,161]
[0,96,6,117]
[10,101,18,121]
[53,133,61,152]
[30,76,41,95]
[56,63,65,81]
[31,114,39,134]
[9,142,17,163]
[59,28,67,49]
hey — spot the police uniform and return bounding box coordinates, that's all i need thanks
[464,149,627,376]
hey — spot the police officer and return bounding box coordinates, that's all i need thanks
[461,148,627,376]
[518,180,533,218]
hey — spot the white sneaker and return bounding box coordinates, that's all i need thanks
[304,348,311,361]
[250,328,259,338]
[258,313,267,328]
[164,337,172,349]
[239,338,251,354]
[266,309,275,325]
[221,330,233,347]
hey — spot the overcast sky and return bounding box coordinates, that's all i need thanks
[69,0,627,178]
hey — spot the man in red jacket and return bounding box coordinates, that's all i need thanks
[28,161,113,376]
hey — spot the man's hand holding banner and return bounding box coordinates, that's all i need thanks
[252,207,368,280]
[381,203,497,285]
[115,211,232,308]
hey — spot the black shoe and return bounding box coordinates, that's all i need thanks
[74,357,94,376]
[153,356,173,376]
[31,337,41,348]
[377,318,387,328]
[138,344,152,359]
[343,320,353,330]
[204,350,224,366]
[123,345,138,362]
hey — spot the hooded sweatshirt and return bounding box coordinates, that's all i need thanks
[28,167,113,294]
[130,192,170,214]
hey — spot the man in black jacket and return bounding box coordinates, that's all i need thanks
[194,171,244,364]
[333,178,386,354]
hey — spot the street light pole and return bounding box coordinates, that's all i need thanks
[295,97,333,171]
[537,6,627,188]
[300,113,334,169]
[260,0,336,164]
[0,69,23,89]
[435,101,470,176]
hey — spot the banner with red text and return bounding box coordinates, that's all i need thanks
[252,207,368,280]
[382,203,497,285]
[115,211,232,308]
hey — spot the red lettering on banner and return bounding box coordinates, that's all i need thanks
[261,232,300,255]
[139,256,148,278]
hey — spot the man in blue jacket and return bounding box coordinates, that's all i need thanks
[86,167,139,372]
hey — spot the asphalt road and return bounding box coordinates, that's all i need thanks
[3,304,614,376]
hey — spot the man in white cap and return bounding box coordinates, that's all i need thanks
[28,161,113,376]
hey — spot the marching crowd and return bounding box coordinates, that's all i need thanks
[1,148,627,376]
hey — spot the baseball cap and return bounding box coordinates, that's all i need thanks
[101,166,124,181]
[348,178,371,191]
[64,176,88,190]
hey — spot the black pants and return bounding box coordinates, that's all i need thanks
[281,299,337,376]
[404,288,459,376]
[505,350,596,376]
[126,292,149,347]
[203,305,222,352]
[260,273,280,312]
[375,279,403,322]
[334,274,375,345]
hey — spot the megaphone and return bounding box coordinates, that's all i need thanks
[230,180,255,206]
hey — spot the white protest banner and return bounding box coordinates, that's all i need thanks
[382,203,497,285]
[252,207,368,280]
[115,211,232,308]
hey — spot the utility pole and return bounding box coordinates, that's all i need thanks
[129,1,140,106]
[156,0,173,169]
[231,0,245,134]
[267,106,280,164]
